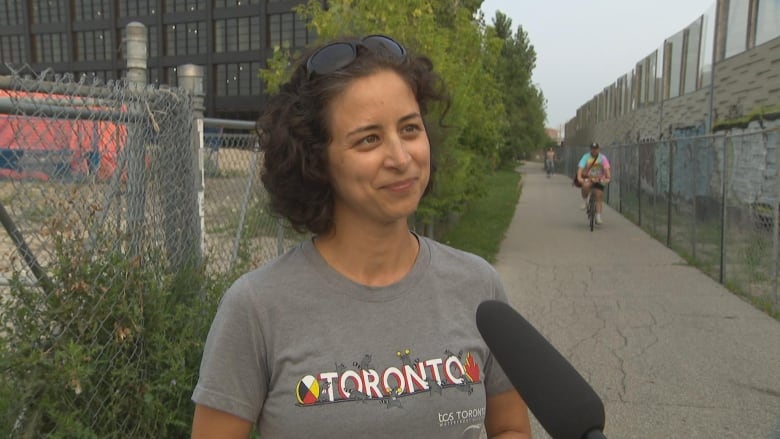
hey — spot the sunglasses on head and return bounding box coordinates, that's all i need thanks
[305,35,406,80]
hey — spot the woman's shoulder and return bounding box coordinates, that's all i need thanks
[222,240,312,302]
[417,236,506,300]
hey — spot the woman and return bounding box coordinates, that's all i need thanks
[191,34,532,439]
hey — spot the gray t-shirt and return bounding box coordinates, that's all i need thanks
[192,235,515,438]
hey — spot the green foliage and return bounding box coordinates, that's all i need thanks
[0,200,224,437]
[489,12,549,164]
[712,105,780,132]
[258,45,297,95]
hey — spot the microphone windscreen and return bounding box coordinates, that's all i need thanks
[476,300,605,439]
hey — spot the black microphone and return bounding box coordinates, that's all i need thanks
[476,300,607,439]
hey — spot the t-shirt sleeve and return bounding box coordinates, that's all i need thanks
[601,155,611,170]
[191,277,268,423]
[577,154,588,169]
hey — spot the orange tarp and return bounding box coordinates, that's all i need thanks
[0,90,127,180]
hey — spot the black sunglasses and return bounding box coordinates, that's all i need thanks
[305,35,406,80]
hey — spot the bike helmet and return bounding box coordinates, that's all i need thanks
[590,142,600,149]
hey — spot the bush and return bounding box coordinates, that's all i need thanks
[0,203,224,437]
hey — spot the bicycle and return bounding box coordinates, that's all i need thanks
[583,177,608,231]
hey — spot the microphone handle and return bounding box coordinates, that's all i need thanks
[583,429,607,439]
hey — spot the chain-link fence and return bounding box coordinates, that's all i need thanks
[0,68,311,437]
[202,119,303,275]
[0,63,207,436]
[0,70,302,436]
[561,127,780,314]
[0,66,201,275]
[0,22,303,436]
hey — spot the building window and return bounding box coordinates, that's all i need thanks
[119,0,158,17]
[699,4,717,88]
[724,0,750,58]
[34,33,67,63]
[165,0,207,13]
[149,68,161,85]
[682,17,702,94]
[215,62,263,96]
[294,13,310,47]
[268,12,312,49]
[74,0,109,21]
[666,30,684,98]
[167,66,179,86]
[76,30,113,61]
[149,25,159,57]
[215,17,261,53]
[0,1,23,26]
[756,0,780,46]
[75,70,114,84]
[32,0,66,24]
[0,36,26,63]
[646,50,658,104]
[165,22,207,56]
[215,0,262,6]
[636,60,645,106]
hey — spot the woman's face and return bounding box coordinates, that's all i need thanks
[325,69,430,229]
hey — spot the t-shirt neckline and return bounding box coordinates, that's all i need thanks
[300,232,431,303]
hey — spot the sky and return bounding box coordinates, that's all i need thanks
[478,0,716,132]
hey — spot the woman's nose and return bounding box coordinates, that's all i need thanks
[384,137,411,169]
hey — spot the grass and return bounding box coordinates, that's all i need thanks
[439,165,522,263]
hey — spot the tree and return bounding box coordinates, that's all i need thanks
[488,11,549,165]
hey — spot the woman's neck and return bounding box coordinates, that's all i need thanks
[313,224,420,287]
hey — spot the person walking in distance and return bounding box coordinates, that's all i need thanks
[576,142,611,225]
[190,34,532,439]
[544,146,556,177]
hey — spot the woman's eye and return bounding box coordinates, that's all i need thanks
[358,135,380,146]
[402,124,421,135]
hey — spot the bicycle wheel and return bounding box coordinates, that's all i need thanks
[588,194,596,231]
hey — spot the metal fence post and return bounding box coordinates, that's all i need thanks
[177,64,205,270]
[619,147,623,213]
[773,131,779,313]
[667,139,674,247]
[692,139,698,260]
[720,136,728,284]
[652,144,658,237]
[125,22,147,258]
[637,144,642,226]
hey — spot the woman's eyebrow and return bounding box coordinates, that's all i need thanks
[346,112,422,138]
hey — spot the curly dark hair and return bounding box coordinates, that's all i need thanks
[256,35,450,235]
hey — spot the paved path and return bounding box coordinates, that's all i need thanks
[494,164,780,439]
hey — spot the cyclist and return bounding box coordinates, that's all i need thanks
[544,146,556,177]
[576,142,611,225]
